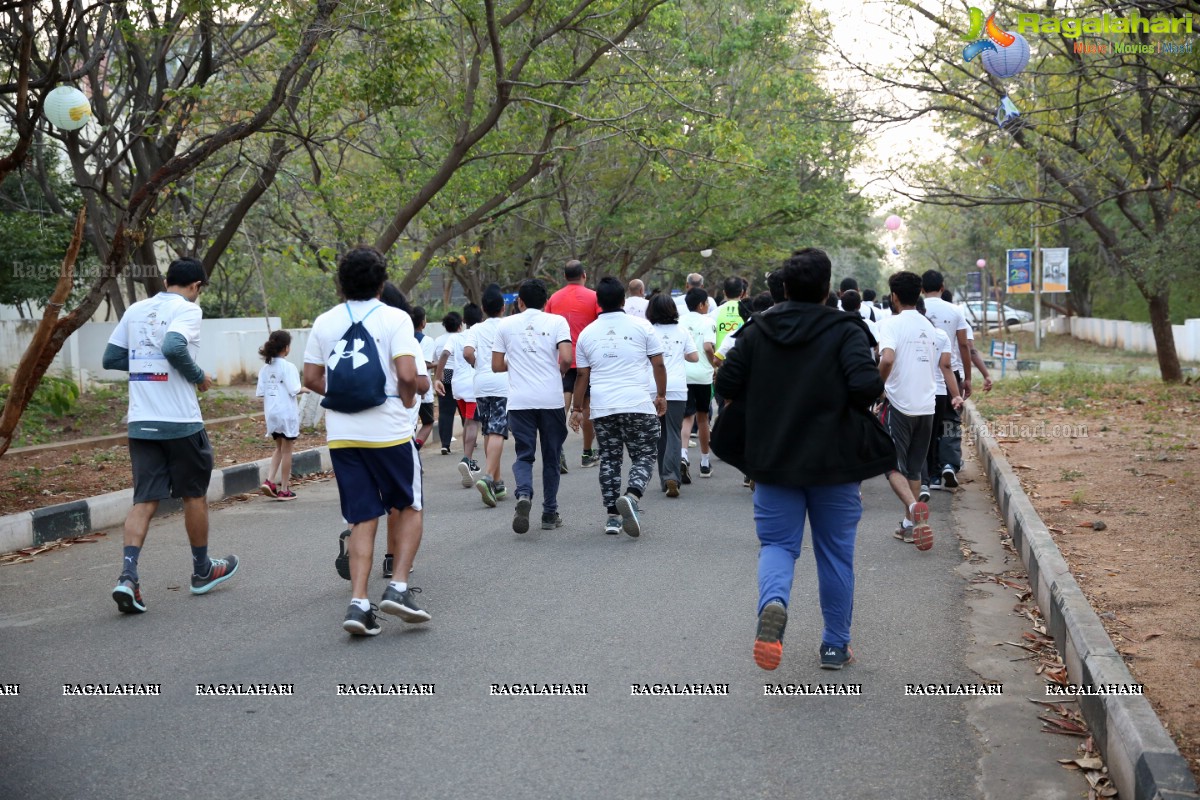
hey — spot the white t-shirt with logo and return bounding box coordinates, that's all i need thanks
[494,308,572,411]
[648,322,697,401]
[434,332,455,373]
[576,312,663,418]
[878,309,938,417]
[448,329,476,402]
[922,295,968,374]
[681,310,716,385]
[303,299,418,444]
[624,296,649,319]
[468,316,509,399]
[256,357,302,438]
[107,291,204,425]
[418,333,437,403]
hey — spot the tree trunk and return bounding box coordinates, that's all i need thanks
[0,207,86,458]
[1146,291,1182,383]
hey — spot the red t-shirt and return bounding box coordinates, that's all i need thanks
[545,283,600,367]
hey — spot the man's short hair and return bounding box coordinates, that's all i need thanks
[519,278,548,309]
[481,283,505,316]
[410,305,427,328]
[380,281,411,313]
[921,269,944,293]
[165,258,207,288]
[338,246,388,301]
[685,287,709,312]
[686,272,704,288]
[862,288,877,303]
[766,270,786,303]
[941,289,953,303]
[595,276,625,312]
[564,259,585,281]
[723,276,743,301]
[463,302,484,327]
[890,271,924,306]
[751,291,774,313]
[646,293,680,325]
[780,248,832,304]
[839,277,859,294]
[442,311,462,333]
[841,289,862,312]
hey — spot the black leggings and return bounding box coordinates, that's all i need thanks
[437,370,458,449]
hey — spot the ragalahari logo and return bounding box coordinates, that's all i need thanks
[962,8,1031,79]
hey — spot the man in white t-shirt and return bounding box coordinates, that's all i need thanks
[494,279,574,533]
[674,273,718,320]
[878,271,956,553]
[410,306,437,449]
[464,286,511,507]
[303,246,429,637]
[921,270,971,487]
[679,288,718,478]
[624,279,649,319]
[572,277,667,537]
[102,258,236,615]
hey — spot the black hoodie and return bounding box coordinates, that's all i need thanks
[714,300,894,486]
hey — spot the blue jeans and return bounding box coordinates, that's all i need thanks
[508,408,568,514]
[753,481,861,649]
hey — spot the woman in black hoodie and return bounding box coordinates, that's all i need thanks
[715,248,893,672]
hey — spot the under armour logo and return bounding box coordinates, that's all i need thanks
[328,338,369,370]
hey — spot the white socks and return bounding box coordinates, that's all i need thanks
[389,581,407,593]
[352,598,370,611]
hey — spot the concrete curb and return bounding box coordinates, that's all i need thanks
[0,446,332,555]
[965,401,1198,800]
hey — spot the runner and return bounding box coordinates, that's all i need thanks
[545,259,601,469]
[645,294,698,497]
[680,288,718,480]
[102,258,237,614]
[432,312,462,455]
[303,247,429,636]
[921,271,971,488]
[572,277,667,537]
[493,279,574,533]
[464,285,511,507]
[448,304,483,487]
[624,279,649,319]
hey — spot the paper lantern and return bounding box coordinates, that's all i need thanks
[980,33,1030,79]
[976,259,987,268]
[699,249,713,258]
[885,215,902,231]
[44,86,92,130]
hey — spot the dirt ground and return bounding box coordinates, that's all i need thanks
[972,373,1200,782]
[0,388,325,516]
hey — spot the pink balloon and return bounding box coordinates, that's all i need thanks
[885,215,902,231]
[976,259,987,268]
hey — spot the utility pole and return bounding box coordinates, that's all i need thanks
[1033,161,1042,350]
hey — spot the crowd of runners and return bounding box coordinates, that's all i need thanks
[100,247,992,669]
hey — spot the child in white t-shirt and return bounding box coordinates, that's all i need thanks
[256,330,307,500]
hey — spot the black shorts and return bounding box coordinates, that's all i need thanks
[684,383,712,417]
[418,402,435,425]
[271,432,298,441]
[887,407,934,481]
[129,430,213,503]
[475,396,510,438]
[562,367,591,398]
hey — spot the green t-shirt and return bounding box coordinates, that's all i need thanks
[715,300,743,350]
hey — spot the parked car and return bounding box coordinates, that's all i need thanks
[958,301,1033,327]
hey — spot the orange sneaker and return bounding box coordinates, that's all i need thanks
[753,601,788,670]
[910,501,933,551]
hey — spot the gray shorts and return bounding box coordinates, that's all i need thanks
[475,396,509,439]
[129,430,213,503]
[887,406,933,481]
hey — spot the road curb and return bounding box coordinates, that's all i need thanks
[0,445,332,554]
[965,401,1198,800]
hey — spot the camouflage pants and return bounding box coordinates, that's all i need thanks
[592,413,659,513]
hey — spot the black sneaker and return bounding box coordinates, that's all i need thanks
[941,465,959,488]
[336,530,351,581]
[743,474,752,489]
[112,575,147,614]
[440,446,451,455]
[190,555,239,595]
[604,515,622,535]
[343,603,381,636]
[541,512,563,530]
[458,458,476,488]
[680,460,691,485]
[581,450,599,468]
[382,553,394,579]
[513,496,532,534]
[918,485,931,503]
[753,600,787,670]
[820,643,854,670]
[476,475,497,507]
[559,451,569,474]
[699,463,712,478]
[379,586,431,623]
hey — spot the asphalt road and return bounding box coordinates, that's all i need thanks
[0,436,1078,799]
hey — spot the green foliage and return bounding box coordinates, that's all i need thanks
[0,375,82,445]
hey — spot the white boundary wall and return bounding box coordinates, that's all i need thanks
[1049,316,1200,363]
